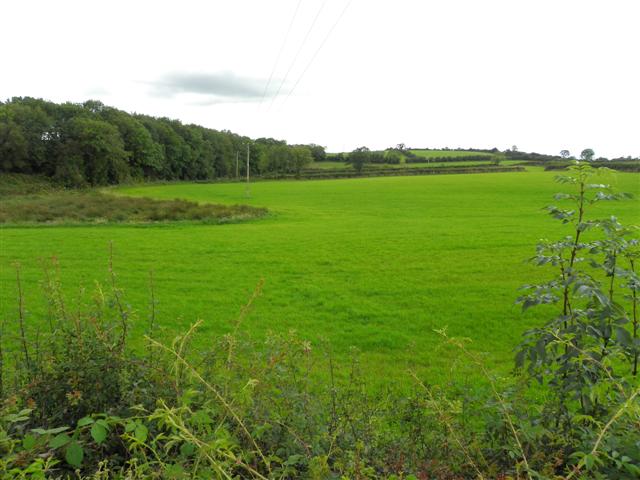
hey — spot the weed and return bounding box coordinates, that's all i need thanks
[0,190,266,225]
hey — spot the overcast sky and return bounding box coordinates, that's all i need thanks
[2,0,639,157]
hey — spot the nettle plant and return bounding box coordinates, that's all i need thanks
[516,163,640,475]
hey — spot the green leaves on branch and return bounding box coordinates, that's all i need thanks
[65,441,84,468]
[90,420,108,444]
[515,161,640,477]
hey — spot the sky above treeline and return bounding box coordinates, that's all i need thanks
[2,0,639,158]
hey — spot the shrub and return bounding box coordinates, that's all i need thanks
[510,163,640,478]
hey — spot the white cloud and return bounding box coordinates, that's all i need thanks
[145,71,285,103]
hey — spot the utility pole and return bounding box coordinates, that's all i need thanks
[235,151,239,179]
[245,144,250,198]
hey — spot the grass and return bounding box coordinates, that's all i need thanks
[409,149,493,158]
[367,161,493,168]
[0,173,58,196]
[0,174,266,225]
[305,160,521,171]
[326,149,493,160]
[305,161,351,170]
[0,191,265,225]
[1,169,638,386]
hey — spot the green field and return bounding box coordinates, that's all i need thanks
[306,159,521,171]
[365,160,517,168]
[306,160,494,170]
[327,149,492,160]
[409,149,493,158]
[2,170,638,385]
[305,160,351,170]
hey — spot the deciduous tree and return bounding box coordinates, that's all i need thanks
[580,148,595,161]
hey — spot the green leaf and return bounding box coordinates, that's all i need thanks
[8,415,31,422]
[583,453,595,470]
[134,423,148,443]
[95,419,109,428]
[44,426,70,435]
[179,441,195,457]
[624,463,640,476]
[593,289,609,306]
[22,433,37,450]
[4,408,32,423]
[77,417,94,427]
[515,349,526,368]
[616,327,632,346]
[286,454,304,466]
[49,433,71,449]
[65,441,84,467]
[31,426,69,435]
[164,463,187,479]
[90,423,108,444]
[191,409,213,426]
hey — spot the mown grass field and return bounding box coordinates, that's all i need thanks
[306,159,521,171]
[365,160,522,168]
[1,169,638,386]
[307,160,495,170]
[305,161,352,169]
[409,149,493,158]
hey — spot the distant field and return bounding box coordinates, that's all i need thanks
[1,170,638,386]
[306,161,351,170]
[306,159,521,171]
[368,161,495,168]
[325,149,493,160]
[306,161,493,170]
[409,149,493,158]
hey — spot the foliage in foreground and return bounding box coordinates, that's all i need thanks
[1,164,639,479]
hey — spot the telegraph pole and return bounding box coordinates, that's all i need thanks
[235,151,239,179]
[245,144,250,198]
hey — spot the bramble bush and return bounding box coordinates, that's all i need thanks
[1,163,638,479]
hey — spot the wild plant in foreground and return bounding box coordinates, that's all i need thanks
[514,162,640,477]
[1,261,451,478]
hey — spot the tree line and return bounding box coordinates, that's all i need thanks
[334,146,498,172]
[327,145,638,170]
[0,97,326,186]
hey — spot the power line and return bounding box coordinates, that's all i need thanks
[268,0,329,110]
[259,0,303,109]
[281,0,353,107]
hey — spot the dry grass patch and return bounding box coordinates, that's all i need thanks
[0,178,266,225]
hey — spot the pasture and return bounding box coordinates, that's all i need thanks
[409,149,493,158]
[1,169,638,386]
[306,160,519,170]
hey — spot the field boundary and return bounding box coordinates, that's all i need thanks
[261,165,525,181]
[105,165,526,190]
[543,163,640,172]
